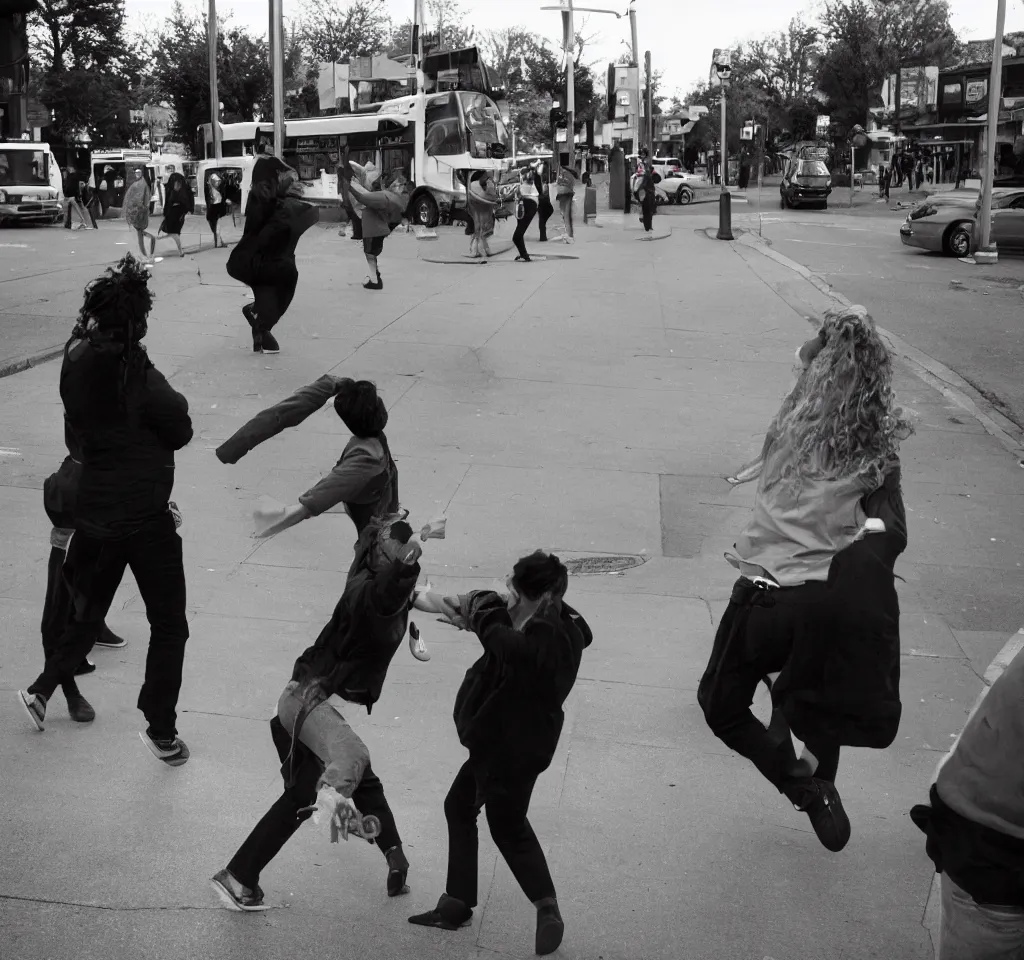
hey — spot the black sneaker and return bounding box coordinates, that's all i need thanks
[75,659,96,676]
[785,777,851,852]
[252,330,263,353]
[260,330,280,354]
[535,899,564,956]
[66,694,96,723]
[94,626,127,649]
[242,303,257,328]
[139,730,190,766]
[363,276,383,290]
[409,893,473,930]
[210,868,269,911]
[17,690,46,731]
[386,844,410,897]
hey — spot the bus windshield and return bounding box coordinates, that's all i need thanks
[0,148,48,186]
[459,92,509,159]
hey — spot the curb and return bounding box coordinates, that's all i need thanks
[735,232,1024,457]
[0,345,65,380]
[922,627,1024,956]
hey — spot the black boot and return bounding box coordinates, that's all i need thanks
[534,897,564,955]
[408,893,472,930]
[385,844,410,897]
[783,777,851,852]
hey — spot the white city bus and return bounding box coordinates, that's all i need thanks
[198,89,511,226]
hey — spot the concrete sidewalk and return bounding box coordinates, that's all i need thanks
[0,214,1021,960]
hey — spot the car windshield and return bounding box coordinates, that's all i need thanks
[0,149,48,186]
[795,160,829,177]
[459,92,510,160]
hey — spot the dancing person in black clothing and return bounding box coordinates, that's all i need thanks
[227,157,317,354]
[512,165,539,262]
[151,172,194,258]
[535,162,554,242]
[638,156,657,232]
[18,255,194,767]
[211,515,435,911]
[409,551,593,956]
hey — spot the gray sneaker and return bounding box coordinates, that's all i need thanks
[17,690,46,731]
[211,869,269,911]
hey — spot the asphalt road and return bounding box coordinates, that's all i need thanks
[659,201,1024,431]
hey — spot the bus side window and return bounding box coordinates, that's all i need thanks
[425,94,465,156]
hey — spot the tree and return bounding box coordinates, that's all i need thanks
[478,27,540,104]
[300,0,391,63]
[152,2,271,158]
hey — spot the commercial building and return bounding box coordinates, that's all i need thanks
[0,0,35,139]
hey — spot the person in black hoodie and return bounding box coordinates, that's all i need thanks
[227,157,318,355]
[409,551,593,957]
[17,255,194,767]
[211,515,427,911]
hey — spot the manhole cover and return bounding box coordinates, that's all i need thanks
[564,554,646,576]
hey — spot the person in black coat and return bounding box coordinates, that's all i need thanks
[534,162,554,242]
[18,254,194,768]
[409,551,593,957]
[211,515,426,912]
[227,157,317,355]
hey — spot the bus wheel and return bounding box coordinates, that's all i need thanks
[412,192,439,228]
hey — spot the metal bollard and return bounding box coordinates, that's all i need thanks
[716,191,734,241]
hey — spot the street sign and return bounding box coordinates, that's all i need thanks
[709,48,733,88]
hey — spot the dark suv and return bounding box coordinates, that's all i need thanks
[780,158,832,210]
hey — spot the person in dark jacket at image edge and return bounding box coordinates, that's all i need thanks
[409,550,593,957]
[17,254,194,768]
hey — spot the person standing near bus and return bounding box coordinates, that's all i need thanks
[535,161,554,242]
[555,165,577,243]
[512,166,538,263]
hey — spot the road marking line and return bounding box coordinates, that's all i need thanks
[776,238,861,247]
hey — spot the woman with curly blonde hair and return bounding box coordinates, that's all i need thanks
[699,306,913,855]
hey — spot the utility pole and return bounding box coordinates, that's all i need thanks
[563,0,575,172]
[414,0,426,95]
[208,0,221,160]
[645,50,653,157]
[270,0,285,159]
[629,1,640,154]
[976,0,1007,263]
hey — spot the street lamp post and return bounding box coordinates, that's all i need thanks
[270,0,285,159]
[713,54,733,241]
[976,0,1007,264]
[208,0,221,160]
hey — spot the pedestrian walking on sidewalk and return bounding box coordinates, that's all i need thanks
[699,306,913,854]
[123,169,156,263]
[216,375,399,541]
[535,161,554,242]
[211,515,429,912]
[512,165,539,262]
[910,647,1024,958]
[151,172,194,258]
[409,551,593,957]
[467,171,497,258]
[62,167,91,230]
[338,155,410,290]
[18,255,194,768]
[227,157,317,354]
[555,165,577,242]
[637,156,657,232]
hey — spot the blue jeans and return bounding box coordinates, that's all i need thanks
[940,874,1024,959]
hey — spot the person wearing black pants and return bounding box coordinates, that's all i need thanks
[534,164,554,242]
[409,551,593,956]
[512,196,537,261]
[18,255,193,768]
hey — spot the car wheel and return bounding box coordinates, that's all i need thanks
[411,192,439,228]
[945,222,972,258]
[677,187,692,205]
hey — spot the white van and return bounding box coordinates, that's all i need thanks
[0,140,63,225]
[194,156,254,216]
[88,149,156,217]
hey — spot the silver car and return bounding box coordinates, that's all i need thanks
[989,189,1024,251]
[899,188,1024,256]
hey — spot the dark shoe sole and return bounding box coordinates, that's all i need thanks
[210,871,270,912]
[93,635,127,649]
[67,696,96,723]
[536,915,564,955]
[74,660,96,676]
[139,731,190,766]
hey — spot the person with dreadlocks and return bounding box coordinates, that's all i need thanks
[211,513,447,911]
[227,157,318,355]
[18,254,194,768]
[698,306,913,854]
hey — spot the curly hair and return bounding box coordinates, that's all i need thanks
[762,306,912,490]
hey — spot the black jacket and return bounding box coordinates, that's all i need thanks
[290,528,420,713]
[454,592,593,774]
[771,466,908,749]
[60,338,192,539]
[227,197,317,287]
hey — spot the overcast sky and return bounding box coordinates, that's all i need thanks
[126,0,1024,98]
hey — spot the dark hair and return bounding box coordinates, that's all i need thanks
[333,379,388,436]
[70,253,154,401]
[512,550,569,601]
[242,178,280,237]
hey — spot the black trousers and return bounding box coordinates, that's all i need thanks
[29,512,188,740]
[698,580,840,793]
[512,199,537,259]
[641,193,656,232]
[444,758,556,909]
[252,263,298,334]
[227,715,401,889]
[537,198,554,242]
[41,545,115,696]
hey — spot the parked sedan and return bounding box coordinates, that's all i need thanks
[898,188,1023,257]
[780,158,832,209]
[989,188,1024,251]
